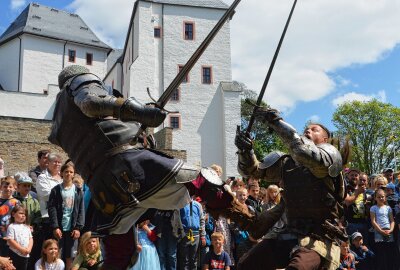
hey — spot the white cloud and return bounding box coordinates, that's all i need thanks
[224,0,400,111]
[10,0,26,10]
[308,115,320,123]
[68,0,135,48]
[332,90,387,107]
[68,0,400,110]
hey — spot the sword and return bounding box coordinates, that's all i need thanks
[133,0,242,143]
[245,0,297,134]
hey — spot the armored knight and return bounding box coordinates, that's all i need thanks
[235,108,346,270]
[50,65,247,270]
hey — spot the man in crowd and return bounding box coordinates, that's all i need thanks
[383,168,394,183]
[28,150,50,191]
[235,108,347,270]
[50,65,246,270]
[344,171,370,245]
[346,168,360,194]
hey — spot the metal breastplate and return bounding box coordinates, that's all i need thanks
[282,158,340,236]
[49,90,140,180]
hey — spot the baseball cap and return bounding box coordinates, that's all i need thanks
[383,168,394,173]
[346,168,360,174]
[17,175,33,185]
[351,232,363,241]
[386,183,396,191]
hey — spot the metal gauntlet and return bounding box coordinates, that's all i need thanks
[118,97,166,127]
[237,150,259,177]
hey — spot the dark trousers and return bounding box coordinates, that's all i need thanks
[29,230,43,269]
[177,234,200,270]
[155,230,178,270]
[238,238,321,270]
[101,228,136,270]
[374,241,400,270]
[0,238,9,257]
[9,249,29,270]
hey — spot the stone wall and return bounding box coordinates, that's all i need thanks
[0,116,67,175]
[0,116,186,176]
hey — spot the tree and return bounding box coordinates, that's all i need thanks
[332,99,400,175]
[235,81,287,161]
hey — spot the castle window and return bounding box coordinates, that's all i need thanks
[86,53,93,65]
[154,27,161,38]
[170,115,181,129]
[170,88,180,102]
[68,50,76,63]
[202,66,212,84]
[184,22,194,40]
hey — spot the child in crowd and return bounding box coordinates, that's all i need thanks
[131,220,160,270]
[232,188,256,262]
[263,185,286,240]
[246,183,262,213]
[259,187,267,205]
[0,176,20,257]
[73,174,91,214]
[35,239,65,270]
[373,175,388,191]
[6,205,33,270]
[72,231,103,270]
[202,232,231,270]
[48,162,85,270]
[338,240,355,270]
[14,172,42,268]
[370,188,399,270]
[230,178,245,195]
[264,184,281,209]
[349,232,375,270]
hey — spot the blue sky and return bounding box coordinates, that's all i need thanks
[1,0,399,132]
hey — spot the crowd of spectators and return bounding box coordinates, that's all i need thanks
[0,150,399,270]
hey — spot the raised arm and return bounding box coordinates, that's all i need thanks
[254,109,342,178]
[58,65,166,127]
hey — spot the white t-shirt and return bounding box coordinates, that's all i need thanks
[6,223,32,257]
[34,259,65,270]
[36,170,63,218]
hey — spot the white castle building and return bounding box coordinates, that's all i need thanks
[0,0,241,178]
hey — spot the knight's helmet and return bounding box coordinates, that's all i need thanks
[58,65,90,89]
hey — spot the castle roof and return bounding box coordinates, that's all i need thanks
[143,0,229,9]
[0,2,111,51]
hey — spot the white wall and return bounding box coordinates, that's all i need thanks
[0,84,59,120]
[20,35,64,94]
[63,42,107,79]
[0,34,109,120]
[130,1,158,103]
[162,5,232,168]
[124,2,240,177]
[104,63,122,92]
[0,38,21,91]
[5,34,109,94]
[221,82,241,178]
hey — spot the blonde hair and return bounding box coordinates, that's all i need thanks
[266,185,281,204]
[210,164,223,176]
[40,239,59,269]
[211,231,224,241]
[373,174,388,189]
[236,187,248,199]
[79,231,101,257]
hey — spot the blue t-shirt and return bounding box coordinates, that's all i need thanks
[203,250,231,270]
[61,184,75,231]
[370,204,393,242]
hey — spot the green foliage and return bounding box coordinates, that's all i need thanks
[332,99,400,174]
[235,81,287,160]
